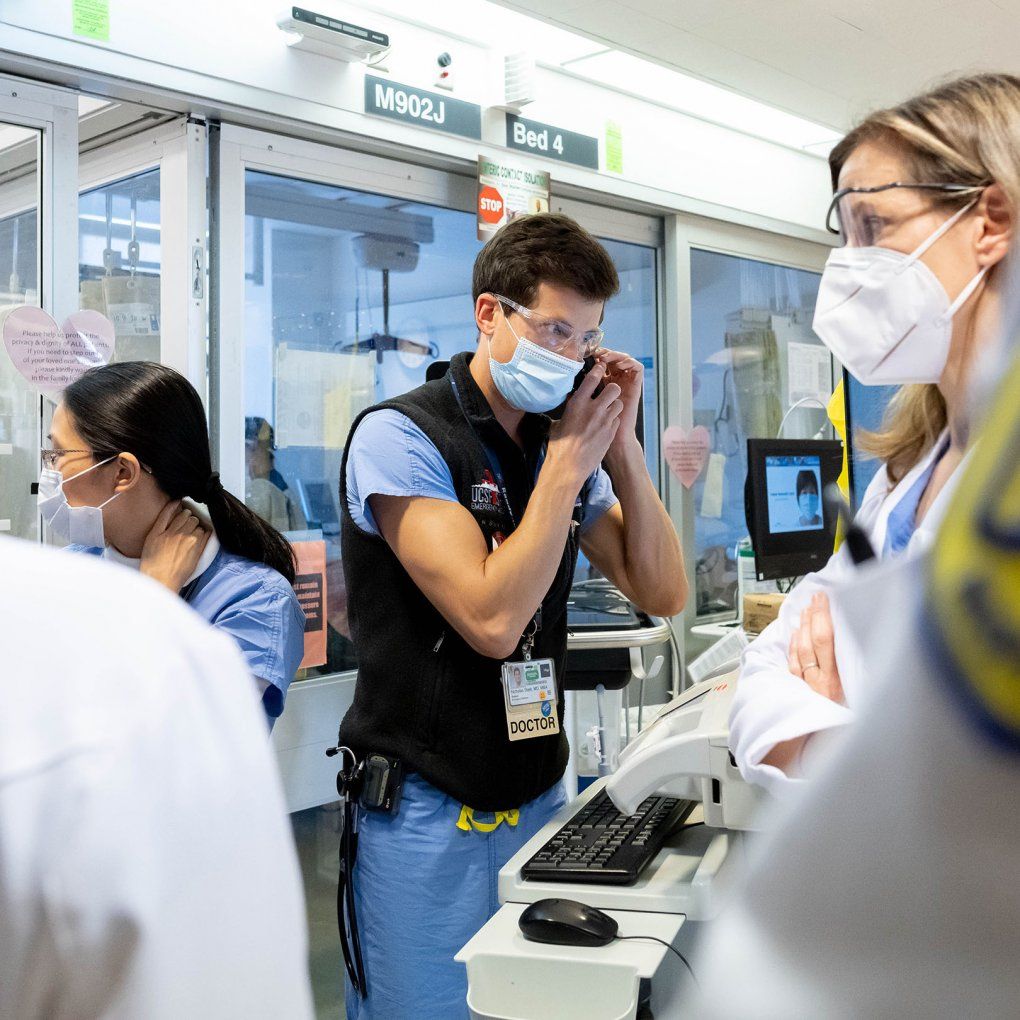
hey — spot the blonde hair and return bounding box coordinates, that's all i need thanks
[829,73,1020,483]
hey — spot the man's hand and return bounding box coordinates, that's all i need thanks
[788,592,845,704]
[140,500,210,593]
[596,349,643,456]
[545,360,623,487]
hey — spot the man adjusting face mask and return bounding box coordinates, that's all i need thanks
[813,189,987,386]
[37,456,120,548]
[487,296,587,413]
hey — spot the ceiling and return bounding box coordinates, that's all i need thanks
[493,0,1020,132]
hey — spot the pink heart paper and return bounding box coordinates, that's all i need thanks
[2,305,115,395]
[662,425,711,488]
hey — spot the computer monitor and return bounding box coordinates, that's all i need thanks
[297,478,340,533]
[744,438,844,581]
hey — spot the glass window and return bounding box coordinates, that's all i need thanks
[0,123,41,543]
[243,171,484,678]
[79,168,161,362]
[690,248,829,616]
[845,375,897,510]
[573,237,659,582]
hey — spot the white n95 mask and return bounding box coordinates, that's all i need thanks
[812,200,986,385]
[489,313,583,413]
[37,456,120,548]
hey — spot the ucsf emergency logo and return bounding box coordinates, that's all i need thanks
[471,469,501,513]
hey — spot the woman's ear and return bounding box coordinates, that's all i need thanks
[976,183,1012,268]
[112,453,147,494]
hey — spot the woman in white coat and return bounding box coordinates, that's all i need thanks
[730,73,1018,797]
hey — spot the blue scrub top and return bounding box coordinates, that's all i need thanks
[72,544,305,725]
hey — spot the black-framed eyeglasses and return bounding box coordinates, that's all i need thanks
[825,181,985,242]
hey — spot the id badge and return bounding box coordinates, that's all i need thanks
[501,658,560,742]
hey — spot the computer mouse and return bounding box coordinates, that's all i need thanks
[518,898,619,948]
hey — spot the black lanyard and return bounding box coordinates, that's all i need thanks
[449,375,526,528]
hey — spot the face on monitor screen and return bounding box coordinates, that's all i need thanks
[765,455,823,533]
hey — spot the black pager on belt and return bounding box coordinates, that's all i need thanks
[361,753,404,814]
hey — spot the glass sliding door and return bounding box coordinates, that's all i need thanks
[241,170,484,677]
[689,248,829,616]
[0,122,42,542]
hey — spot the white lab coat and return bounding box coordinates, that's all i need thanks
[689,552,1020,1018]
[0,538,313,1019]
[730,430,962,797]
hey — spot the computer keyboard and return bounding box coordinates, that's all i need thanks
[521,790,695,885]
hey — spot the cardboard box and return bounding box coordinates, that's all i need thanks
[743,593,786,635]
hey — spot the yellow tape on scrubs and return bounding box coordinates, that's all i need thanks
[456,805,520,833]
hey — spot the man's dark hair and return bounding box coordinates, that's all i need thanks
[471,213,620,306]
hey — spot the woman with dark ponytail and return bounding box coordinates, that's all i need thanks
[40,361,305,726]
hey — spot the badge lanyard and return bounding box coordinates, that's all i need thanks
[449,376,540,657]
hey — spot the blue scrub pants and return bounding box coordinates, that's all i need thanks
[344,772,566,1019]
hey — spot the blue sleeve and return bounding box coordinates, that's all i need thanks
[345,408,458,536]
[214,583,306,720]
[66,544,103,556]
[581,466,618,533]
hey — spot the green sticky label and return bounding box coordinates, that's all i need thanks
[605,121,623,174]
[72,0,110,41]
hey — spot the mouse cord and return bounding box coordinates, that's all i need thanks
[615,936,698,988]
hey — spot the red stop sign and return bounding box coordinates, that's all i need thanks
[478,186,504,224]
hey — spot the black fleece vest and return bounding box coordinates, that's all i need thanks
[337,352,583,810]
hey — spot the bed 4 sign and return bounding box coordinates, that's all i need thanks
[505,114,599,170]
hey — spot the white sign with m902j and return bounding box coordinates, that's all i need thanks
[365,75,482,140]
[505,114,599,170]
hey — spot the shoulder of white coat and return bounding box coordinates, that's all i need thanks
[855,462,894,523]
[0,540,252,759]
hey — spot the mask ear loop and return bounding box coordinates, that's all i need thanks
[58,453,118,489]
[898,197,980,273]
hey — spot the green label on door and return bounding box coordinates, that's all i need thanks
[72,0,110,41]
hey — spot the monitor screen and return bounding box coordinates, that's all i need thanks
[764,455,823,534]
[298,479,339,528]
[745,439,844,581]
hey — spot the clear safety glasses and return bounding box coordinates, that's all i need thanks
[493,294,604,360]
[825,181,985,248]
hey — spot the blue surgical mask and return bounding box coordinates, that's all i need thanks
[488,313,583,413]
[37,456,120,547]
[799,492,819,519]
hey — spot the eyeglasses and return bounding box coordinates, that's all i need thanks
[493,294,604,359]
[825,181,985,247]
[40,448,93,469]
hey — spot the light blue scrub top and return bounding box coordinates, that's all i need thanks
[72,544,305,725]
[345,408,618,535]
[883,438,950,557]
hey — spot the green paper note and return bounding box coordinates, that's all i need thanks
[72,0,110,41]
[605,121,623,174]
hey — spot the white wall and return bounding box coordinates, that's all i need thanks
[0,0,832,236]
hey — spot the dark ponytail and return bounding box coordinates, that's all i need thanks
[63,361,296,584]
